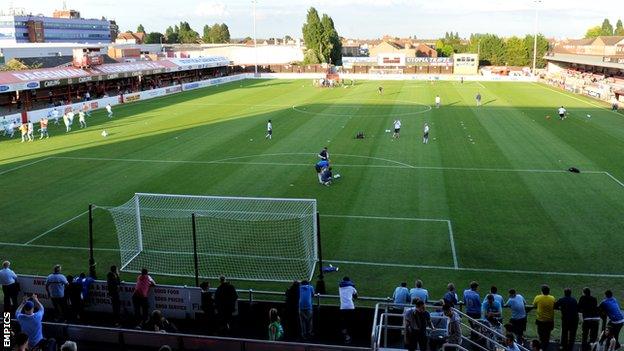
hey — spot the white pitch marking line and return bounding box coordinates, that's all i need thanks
[0,157,51,176]
[0,242,119,252]
[49,155,606,175]
[327,259,624,278]
[321,214,449,222]
[476,81,486,89]
[447,220,459,269]
[604,172,624,188]
[24,210,89,245]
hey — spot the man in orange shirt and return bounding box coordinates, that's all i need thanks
[39,118,49,139]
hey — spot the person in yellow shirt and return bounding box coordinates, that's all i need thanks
[532,285,556,351]
[19,123,28,143]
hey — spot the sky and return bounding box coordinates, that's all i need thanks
[4,0,623,40]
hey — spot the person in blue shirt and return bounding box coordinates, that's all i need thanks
[45,264,68,321]
[409,280,429,304]
[505,289,527,343]
[443,283,458,307]
[484,286,504,308]
[315,160,329,184]
[393,282,411,304]
[482,294,502,325]
[16,295,45,349]
[0,260,19,314]
[463,281,481,319]
[320,167,334,186]
[299,280,315,340]
[599,290,624,349]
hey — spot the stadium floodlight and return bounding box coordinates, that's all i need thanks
[252,0,258,76]
[106,193,319,283]
[532,0,543,74]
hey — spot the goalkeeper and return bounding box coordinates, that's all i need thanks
[321,167,341,186]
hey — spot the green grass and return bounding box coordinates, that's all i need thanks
[2,79,624,316]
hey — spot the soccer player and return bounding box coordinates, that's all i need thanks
[67,110,75,128]
[19,123,28,142]
[39,117,49,139]
[378,86,383,95]
[423,123,430,144]
[106,104,113,118]
[51,108,60,125]
[476,92,482,107]
[78,111,87,128]
[318,147,329,161]
[558,106,567,120]
[7,119,15,138]
[435,95,441,108]
[26,120,34,142]
[63,113,71,132]
[393,120,401,139]
[321,167,334,186]
[265,119,272,140]
[315,159,329,184]
[82,102,91,117]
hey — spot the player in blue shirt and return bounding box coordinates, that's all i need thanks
[505,289,527,343]
[463,281,482,319]
[599,290,624,348]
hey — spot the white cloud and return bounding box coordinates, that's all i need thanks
[195,2,230,18]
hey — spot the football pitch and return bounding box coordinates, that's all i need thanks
[1,78,624,301]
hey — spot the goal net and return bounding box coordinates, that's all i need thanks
[107,193,318,282]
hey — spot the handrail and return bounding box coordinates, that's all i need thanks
[443,342,471,351]
[452,307,530,351]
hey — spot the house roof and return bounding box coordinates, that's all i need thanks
[117,32,146,42]
[596,36,624,46]
[17,55,118,69]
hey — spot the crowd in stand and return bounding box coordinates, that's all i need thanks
[3,259,624,351]
[392,279,623,351]
[545,68,623,108]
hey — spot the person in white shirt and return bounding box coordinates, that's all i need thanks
[435,95,441,108]
[7,120,15,138]
[51,109,60,125]
[78,111,87,128]
[63,113,71,132]
[0,260,19,313]
[265,119,272,140]
[393,120,402,139]
[558,106,567,120]
[26,121,34,141]
[106,104,113,118]
[339,277,357,344]
[67,110,75,127]
[423,123,430,144]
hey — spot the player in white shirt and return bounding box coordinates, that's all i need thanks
[423,123,430,144]
[435,95,441,108]
[106,104,113,118]
[393,120,402,139]
[63,113,71,132]
[51,108,60,125]
[78,111,87,128]
[27,121,34,141]
[67,110,75,128]
[265,119,272,140]
[7,120,15,138]
[558,106,567,120]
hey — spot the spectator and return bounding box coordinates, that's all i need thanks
[106,265,121,325]
[393,282,411,305]
[599,290,624,349]
[76,272,94,301]
[45,264,68,321]
[482,294,502,325]
[554,288,579,351]
[200,281,215,332]
[298,279,315,340]
[132,268,155,323]
[0,260,19,314]
[284,280,300,340]
[214,275,238,333]
[443,303,462,346]
[409,279,429,304]
[595,327,617,351]
[443,283,459,307]
[487,286,504,307]
[532,284,555,351]
[463,281,481,319]
[141,310,177,333]
[268,308,284,341]
[578,287,600,351]
[16,295,49,349]
[504,334,521,351]
[339,277,358,344]
[403,299,434,351]
[61,340,78,351]
[505,289,527,344]
[65,275,83,320]
[14,332,29,351]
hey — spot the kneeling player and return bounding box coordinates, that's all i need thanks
[315,159,329,184]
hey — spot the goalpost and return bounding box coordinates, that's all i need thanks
[106,193,319,282]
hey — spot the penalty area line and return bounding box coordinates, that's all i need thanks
[24,210,89,245]
[0,157,51,176]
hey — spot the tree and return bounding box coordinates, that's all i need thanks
[284,35,293,42]
[478,34,506,66]
[145,32,164,44]
[178,21,199,43]
[302,7,323,64]
[320,14,341,64]
[219,23,230,43]
[435,39,454,57]
[505,36,529,66]
[601,19,614,36]
[585,26,603,39]
[303,49,321,64]
[523,34,549,68]
[137,24,145,33]
[0,59,41,71]
[615,19,624,36]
